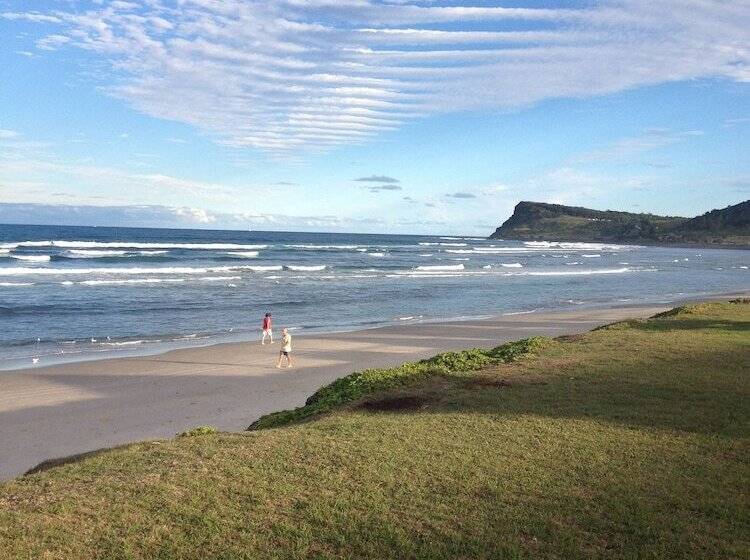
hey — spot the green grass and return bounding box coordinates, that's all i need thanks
[1,301,748,559]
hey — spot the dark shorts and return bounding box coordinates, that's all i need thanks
[280,351,290,356]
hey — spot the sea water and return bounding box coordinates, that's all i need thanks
[1,224,748,370]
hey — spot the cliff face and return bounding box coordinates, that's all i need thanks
[490,201,750,246]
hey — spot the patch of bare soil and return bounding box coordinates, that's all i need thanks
[466,378,513,388]
[358,395,431,412]
[557,333,586,343]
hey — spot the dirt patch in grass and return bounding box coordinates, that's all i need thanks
[557,333,586,343]
[357,395,432,412]
[466,378,513,388]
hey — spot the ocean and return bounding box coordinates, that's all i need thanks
[1,223,748,370]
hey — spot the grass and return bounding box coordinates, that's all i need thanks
[1,301,748,559]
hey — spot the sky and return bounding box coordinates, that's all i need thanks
[0,0,748,235]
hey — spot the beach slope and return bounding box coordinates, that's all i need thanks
[1,300,748,559]
[0,305,669,480]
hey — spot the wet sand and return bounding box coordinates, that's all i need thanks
[0,303,690,480]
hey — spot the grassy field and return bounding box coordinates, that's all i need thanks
[1,301,748,559]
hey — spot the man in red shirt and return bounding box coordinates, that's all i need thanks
[261,313,273,345]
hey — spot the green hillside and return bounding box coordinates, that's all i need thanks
[490,200,750,246]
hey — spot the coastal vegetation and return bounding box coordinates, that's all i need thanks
[490,200,750,246]
[1,300,748,559]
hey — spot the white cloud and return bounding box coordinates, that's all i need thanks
[4,1,750,155]
[0,129,19,139]
[573,128,705,164]
[173,206,216,224]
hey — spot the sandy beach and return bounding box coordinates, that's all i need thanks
[0,303,694,481]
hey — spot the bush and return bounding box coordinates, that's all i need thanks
[179,426,217,437]
[248,337,549,430]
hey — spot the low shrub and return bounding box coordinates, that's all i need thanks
[179,426,217,437]
[248,337,549,430]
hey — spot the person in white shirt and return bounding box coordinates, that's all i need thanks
[276,328,293,369]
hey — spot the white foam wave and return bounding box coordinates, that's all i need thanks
[285,244,359,250]
[246,265,283,272]
[68,249,128,257]
[419,242,467,247]
[225,251,259,258]
[527,267,632,276]
[12,255,51,262]
[100,340,144,347]
[500,263,523,268]
[0,281,34,287]
[0,265,276,276]
[79,278,186,285]
[503,310,537,316]
[199,276,242,281]
[523,241,633,250]
[7,240,268,250]
[415,264,465,271]
[66,249,169,257]
[582,254,601,258]
[368,252,386,257]
[445,248,525,254]
[286,265,327,271]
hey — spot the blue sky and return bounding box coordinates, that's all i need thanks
[0,0,748,235]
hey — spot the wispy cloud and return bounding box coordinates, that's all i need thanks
[723,117,750,128]
[366,184,402,192]
[445,192,476,199]
[573,128,704,164]
[354,175,400,183]
[4,1,750,155]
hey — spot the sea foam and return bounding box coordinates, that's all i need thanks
[225,251,259,258]
[286,265,327,271]
[11,255,51,262]
[7,240,268,250]
[415,264,465,271]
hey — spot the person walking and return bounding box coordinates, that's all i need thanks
[261,313,273,345]
[276,328,293,369]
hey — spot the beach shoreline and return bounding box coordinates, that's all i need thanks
[3,288,748,373]
[1,292,747,481]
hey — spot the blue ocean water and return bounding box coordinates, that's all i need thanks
[1,223,748,370]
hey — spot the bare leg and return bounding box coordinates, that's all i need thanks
[286,355,293,368]
[276,352,283,368]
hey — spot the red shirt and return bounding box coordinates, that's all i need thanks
[263,317,272,329]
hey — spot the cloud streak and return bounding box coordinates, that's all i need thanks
[354,175,400,183]
[4,1,749,154]
[366,184,402,192]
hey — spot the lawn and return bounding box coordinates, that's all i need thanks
[1,301,748,559]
